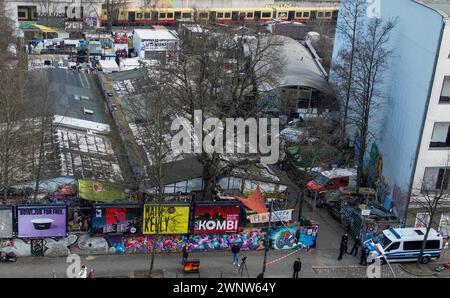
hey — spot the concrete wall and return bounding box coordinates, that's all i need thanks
[330,0,443,222]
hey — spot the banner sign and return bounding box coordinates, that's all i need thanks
[17,205,67,238]
[141,39,176,51]
[77,179,125,202]
[142,204,190,235]
[0,207,13,238]
[193,204,240,234]
[91,204,140,234]
[247,209,293,224]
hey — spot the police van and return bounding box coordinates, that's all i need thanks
[365,227,443,264]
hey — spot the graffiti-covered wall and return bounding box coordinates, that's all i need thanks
[0,225,318,257]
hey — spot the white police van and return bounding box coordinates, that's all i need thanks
[365,227,443,264]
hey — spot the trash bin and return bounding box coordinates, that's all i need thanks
[183,259,200,273]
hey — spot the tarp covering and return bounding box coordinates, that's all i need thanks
[78,179,125,202]
[234,186,268,214]
[33,24,56,33]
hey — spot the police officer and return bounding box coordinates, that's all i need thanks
[360,247,368,266]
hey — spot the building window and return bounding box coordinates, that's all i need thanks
[423,167,450,191]
[440,76,450,103]
[430,122,450,148]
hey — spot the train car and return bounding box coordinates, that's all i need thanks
[17,6,37,22]
[274,6,338,23]
[100,3,338,27]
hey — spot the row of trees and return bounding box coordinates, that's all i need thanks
[0,2,56,203]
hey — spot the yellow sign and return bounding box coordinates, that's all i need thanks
[142,204,190,235]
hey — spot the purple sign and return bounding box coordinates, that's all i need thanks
[17,205,67,238]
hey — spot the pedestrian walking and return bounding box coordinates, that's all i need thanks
[182,243,189,264]
[350,237,361,256]
[338,240,346,261]
[341,233,348,253]
[360,247,368,266]
[231,242,241,266]
[88,269,95,278]
[293,258,302,278]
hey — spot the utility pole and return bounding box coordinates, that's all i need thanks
[297,191,304,222]
[261,200,273,278]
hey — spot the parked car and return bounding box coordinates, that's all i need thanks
[306,168,357,197]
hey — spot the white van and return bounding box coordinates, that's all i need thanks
[365,227,443,264]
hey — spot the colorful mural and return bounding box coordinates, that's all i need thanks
[270,225,319,250]
[0,225,316,257]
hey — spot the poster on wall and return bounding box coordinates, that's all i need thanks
[77,179,125,202]
[439,213,450,238]
[91,204,140,235]
[247,209,293,224]
[0,206,13,238]
[17,205,67,238]
[414,213,430,228]
[193,204,240,234]
[142,204,190,235]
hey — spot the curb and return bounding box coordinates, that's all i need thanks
[398,264,437,277]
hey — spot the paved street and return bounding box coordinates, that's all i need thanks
[1,202,447,278]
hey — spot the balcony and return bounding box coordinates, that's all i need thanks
[430,122,450,148]
[440,76,450,104]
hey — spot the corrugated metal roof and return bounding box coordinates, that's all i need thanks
[260,35,333,94]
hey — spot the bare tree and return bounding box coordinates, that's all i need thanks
[162,24,284,200]
[311,20,336,72]
[347,18,396,189]
[331,0,366,145]
[36,0,60,26]
[25,70,56,201]
[411,154,450,264]
[121,64,174,276]
[104,0,127,31]
[0,2,31,203]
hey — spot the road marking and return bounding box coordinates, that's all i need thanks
[82,72,91,89]
[78,72,86,88]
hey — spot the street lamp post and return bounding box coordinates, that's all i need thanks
[375,244,396,278]
[260,200,274,278]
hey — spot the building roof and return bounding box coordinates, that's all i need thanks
[260,35,333,94]
[99,59,119,70]
[133,29,178,40]
[417,0,450,17]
